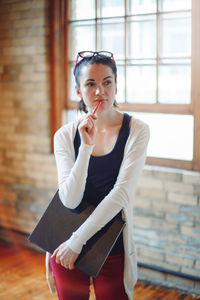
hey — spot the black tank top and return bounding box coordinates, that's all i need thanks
[73,113,131,254]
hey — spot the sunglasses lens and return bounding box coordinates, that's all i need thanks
[98,51,113,58]
[79,51,94,58]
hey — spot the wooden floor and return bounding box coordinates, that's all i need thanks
[0,241,200,300]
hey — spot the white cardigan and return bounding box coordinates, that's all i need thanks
[46,115,150,300]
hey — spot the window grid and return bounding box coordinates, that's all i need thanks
[68,1,191,106]
[48,0,200,170]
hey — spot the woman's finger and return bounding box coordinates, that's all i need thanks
[51,247,59,258]
[53,248,62,264]
[81,118,93,131]
[79,114,97,129]
[68,261,74,270]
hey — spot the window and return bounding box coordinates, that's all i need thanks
[50,0,200,171]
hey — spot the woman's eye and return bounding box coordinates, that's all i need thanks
[86,82,95,87]
[104,80,112,86]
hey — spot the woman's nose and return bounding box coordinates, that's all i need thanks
[95,85,103,96]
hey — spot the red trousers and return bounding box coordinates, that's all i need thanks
[50,253,128,300]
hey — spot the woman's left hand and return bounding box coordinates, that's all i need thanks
[51,241,79,270]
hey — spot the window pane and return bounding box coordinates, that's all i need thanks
[98,0,124,17]
[69,64,78,101]
[66,109,79,123]
[126,65,156,103]
[158,63,191,104]
[127,15,156,59]
[159,0,191,12]
[127,0,156,14]
[69,21,96,59]
[132,113,194,161]
[159,12,191,58]
[97,19,124,59]
[70,0,95,20]
[116,64,125,103]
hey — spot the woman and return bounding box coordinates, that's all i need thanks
[46,51,150,300]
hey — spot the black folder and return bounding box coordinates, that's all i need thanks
[28,190,125,278]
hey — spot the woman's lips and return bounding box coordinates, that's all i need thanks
[94,98,106,102]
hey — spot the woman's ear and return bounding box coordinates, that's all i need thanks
[75,86,82,99]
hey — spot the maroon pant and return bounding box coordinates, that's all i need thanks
[50,253,128,300]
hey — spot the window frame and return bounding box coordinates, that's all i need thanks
[50,0,200,171]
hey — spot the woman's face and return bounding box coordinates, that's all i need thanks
[76,63,117,113]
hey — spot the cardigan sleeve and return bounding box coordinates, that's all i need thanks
[66,120,150,254]
[54,125,94,209]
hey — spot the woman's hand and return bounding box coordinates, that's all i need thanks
[78,114,97,145]
[51,241,79,270]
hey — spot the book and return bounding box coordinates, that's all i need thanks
[28,190,125,278]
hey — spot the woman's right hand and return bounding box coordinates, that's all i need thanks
[78,114,97,145]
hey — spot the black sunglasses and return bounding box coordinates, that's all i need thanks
[74,51,114,75]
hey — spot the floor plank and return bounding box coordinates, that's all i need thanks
[0,241,199,300]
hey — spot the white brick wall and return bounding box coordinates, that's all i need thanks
[135,166,200,292]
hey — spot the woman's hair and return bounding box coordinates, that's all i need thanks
[74,54,117,113]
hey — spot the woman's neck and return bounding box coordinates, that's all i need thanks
[95,108,122,129]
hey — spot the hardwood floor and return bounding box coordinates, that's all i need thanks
[0,241,199,300]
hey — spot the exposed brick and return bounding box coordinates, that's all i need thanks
[11,1,32,12]
[165,254,194,268]
[0,21,12,30]
[151,167,182,182]
[139,248,165,261]
[183,171,200,185]
[166,274,194,289]
[138,266,166,282]
[0,55,13,64]
[161,234,188,248]
[134,195,152,209]
[195,260,200,270]
[166,213,194,226]
[194,281,200,292]
[10,36,45,47]
[0,11,21,21]
[168,192,198,206]
[20,64,35,73]
[181,266,200,278]
[12,17,45,29]
[194,185,200,196]
[33,0,49,9]
[137,187,166,200]
[18,8,49,19]
[35,62,50,72]
[2,46,23,56]
[180,206,200,217]
[0,39,11,47]
[137,255,180,272]
[18,72,47,82]
[180,225,200,240]
[152,200,179,214]
[31,54,48,63]
[164,180,194,194]
[138,176,163,190]
[133,215,152,227]
[0,4,12,14]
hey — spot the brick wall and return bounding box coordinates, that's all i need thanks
[135,166,200,293]
[0,0,199,294]
[0,0,57,234]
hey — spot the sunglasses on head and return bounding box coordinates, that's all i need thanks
[74,51,114,75]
